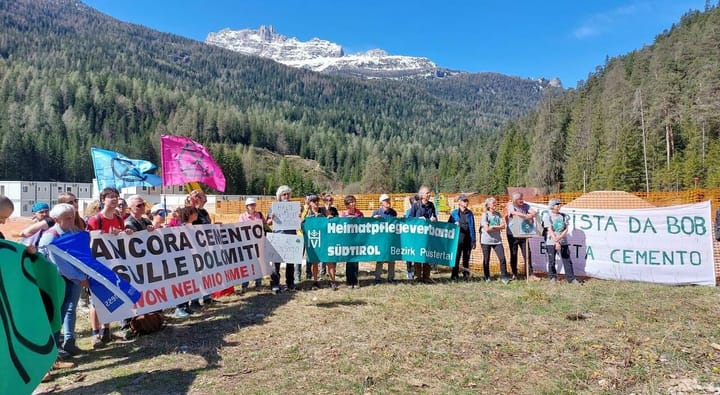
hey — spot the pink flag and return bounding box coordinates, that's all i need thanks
[160,135,226,192]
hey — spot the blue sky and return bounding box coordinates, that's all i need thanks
[84,0,707,88]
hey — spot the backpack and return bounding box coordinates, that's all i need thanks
[129,312,165,335]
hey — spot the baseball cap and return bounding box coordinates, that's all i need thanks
[379,194,390,202]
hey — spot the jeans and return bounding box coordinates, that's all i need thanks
[54,277,82,345]
[451,238,472,279]
[346,262,359,285]
[374,261,395,282]
[507,233,531,276]
[546,244,575,282]
[481,243,508,279]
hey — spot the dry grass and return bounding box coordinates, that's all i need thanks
[34,268,720,395]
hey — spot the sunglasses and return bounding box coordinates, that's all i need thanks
[135,203,146,208]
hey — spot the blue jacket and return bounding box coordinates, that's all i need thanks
[448,208,476,244]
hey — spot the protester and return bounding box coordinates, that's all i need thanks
[404,194,419,280]
[341,195,364,288]
[448,194,476,281]
[117,198,130,220]
[150,203,167,229]
[320,192,338,277]
[267,185,298,293]
[302,194,327,290]
[0,195,14,239]
[124,195,154,232]
[505,192,538,280]
[239,197,264,293]
[86,187,127,348]
[372,194,398,285]
[31,202,51,222]
[38,203,89,355]
[173,206,200,318]
[322,192,339,218]
[189,189,216,305]
[542,199,581,284]
[480,197,510,283]
[408,187,437,283]
[18,202,55,246]
[167,206,183,227]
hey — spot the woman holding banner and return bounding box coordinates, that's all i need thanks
[341,195,364,288]
[267,185,298,293]
[239,197,265,293]
[38,203,90,362]
[302,194,328,290]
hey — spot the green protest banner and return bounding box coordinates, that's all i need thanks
[304,217,459,266]
[0,240,65,394]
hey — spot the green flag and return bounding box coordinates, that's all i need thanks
[0,240,65,394]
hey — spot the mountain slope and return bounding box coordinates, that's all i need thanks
[492,6,720,192]
[206,25,449,80]
[0,0,548,194]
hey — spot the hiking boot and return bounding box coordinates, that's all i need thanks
[52,359,76,370]
[271,287,281,294]
[569,279,583,285]
[549,277,557,284]
[501,277,510,285]
[331,282,338,291]
[100,330,111,343]
[61,339,83,356]
[311,282,321,290]
[485,277,492,283]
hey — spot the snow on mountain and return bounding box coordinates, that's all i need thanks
[205,25,451,80]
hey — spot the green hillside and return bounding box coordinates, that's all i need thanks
[0,0,549,194]
[493,5,720,193]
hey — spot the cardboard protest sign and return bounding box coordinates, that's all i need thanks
[269,201,301,231]
[265,233,304,263]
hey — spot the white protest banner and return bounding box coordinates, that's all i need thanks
[526,201,715,286]
[269,201,301,231]
[265,233,304,263]
[89,222,270,323]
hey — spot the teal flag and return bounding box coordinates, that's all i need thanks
[91,147,163,190]
[304,217,459,266]
[0,240,65,394]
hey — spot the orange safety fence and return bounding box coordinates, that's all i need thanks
[216,190,720,283]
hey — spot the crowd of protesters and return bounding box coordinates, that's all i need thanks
[0,186,581,384]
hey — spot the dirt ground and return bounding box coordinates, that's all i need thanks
[1,216,34,241]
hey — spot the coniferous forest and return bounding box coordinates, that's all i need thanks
[1,0,719,194]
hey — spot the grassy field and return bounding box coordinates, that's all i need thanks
[34,269,720,395]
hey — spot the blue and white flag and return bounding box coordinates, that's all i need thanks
[44,231,141,313]
[91,147,163,190]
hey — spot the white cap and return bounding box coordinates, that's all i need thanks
[245,197,257,206]
[150,203,166,214]
[379,194,390,202]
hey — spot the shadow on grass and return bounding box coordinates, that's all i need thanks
[315,300,368,308]
[49,290,295,394]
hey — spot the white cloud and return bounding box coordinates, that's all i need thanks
[573,2,650,39]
